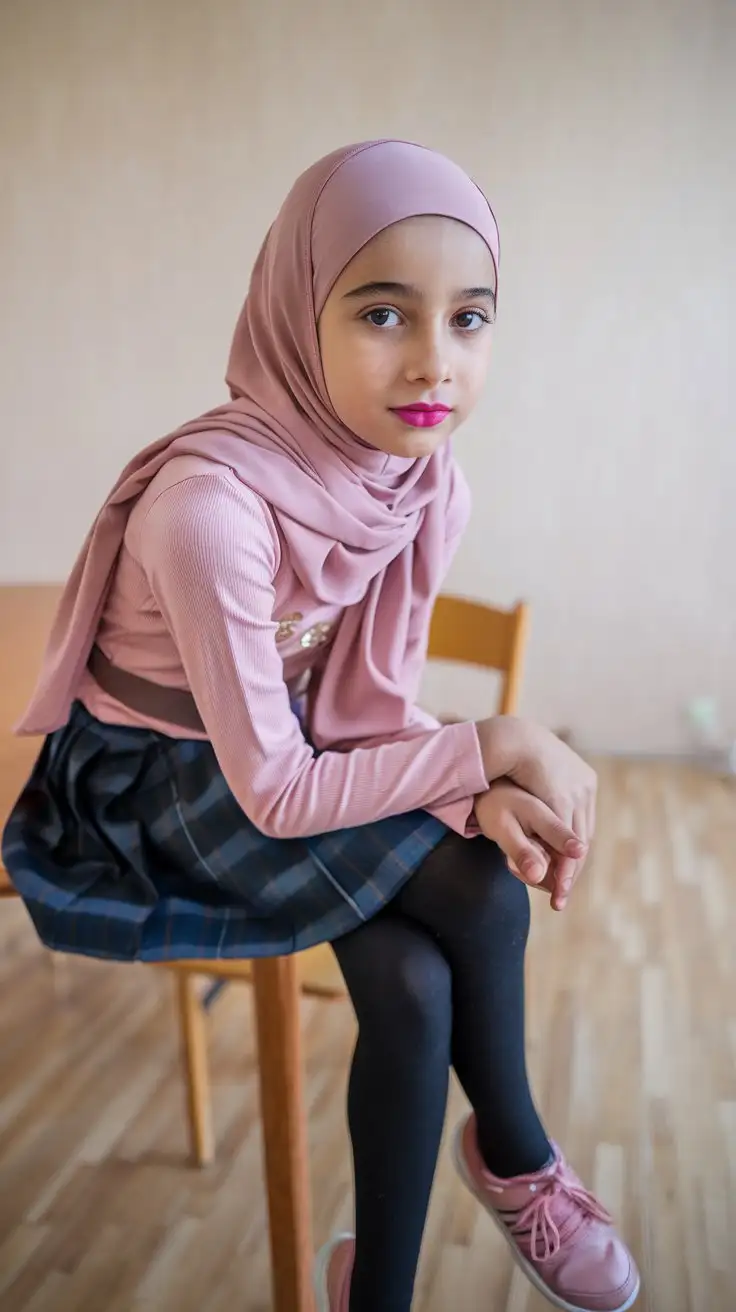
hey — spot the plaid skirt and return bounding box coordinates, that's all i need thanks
[1,701,448,963]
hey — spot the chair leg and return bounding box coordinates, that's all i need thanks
[252,955,314,1312]
[175,973,215,1167]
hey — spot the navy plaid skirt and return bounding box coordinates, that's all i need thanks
[1,701,448,963]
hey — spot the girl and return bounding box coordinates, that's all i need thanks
[3,140,639,1312]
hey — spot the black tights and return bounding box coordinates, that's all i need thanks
[331,832,551,1312]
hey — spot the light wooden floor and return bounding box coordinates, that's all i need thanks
[1,758,734,1312]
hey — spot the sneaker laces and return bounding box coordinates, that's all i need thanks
[507,1160,612,1263]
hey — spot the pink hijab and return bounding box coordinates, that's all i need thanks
[18,140,499,745]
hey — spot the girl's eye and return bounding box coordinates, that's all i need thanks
[364,307,402,328]
[453,309,492,331]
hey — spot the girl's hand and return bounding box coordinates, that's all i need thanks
[473,781,588,910]
[475,716,596,902]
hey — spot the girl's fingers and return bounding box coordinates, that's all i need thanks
[522,795,583,912]
[552,804,588,910]
[488,792,589,906]
[550,855,576,910]
[507,837,549,881]
[538,867,558,898]
[500,817,551,887]
[527,800,585,860]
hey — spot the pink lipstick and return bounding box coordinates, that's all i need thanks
[390,403,452,429]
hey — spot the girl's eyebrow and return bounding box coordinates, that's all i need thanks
[343,280,496,306]
[343,280,420,300]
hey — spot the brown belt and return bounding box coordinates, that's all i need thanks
[88,645,206,733]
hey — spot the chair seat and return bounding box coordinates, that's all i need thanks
[160,946,343,994]
[156,957,256,979]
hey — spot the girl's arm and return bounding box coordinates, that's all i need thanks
[138,470,489,839]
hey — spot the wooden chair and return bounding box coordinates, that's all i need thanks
[0,586,529,1312]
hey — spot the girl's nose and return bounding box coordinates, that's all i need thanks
[404,325,451,387]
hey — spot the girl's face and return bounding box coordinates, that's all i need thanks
[318,215,497,458]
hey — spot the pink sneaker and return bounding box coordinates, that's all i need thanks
[314,1234,354,1312]
[453,1115,640,1312]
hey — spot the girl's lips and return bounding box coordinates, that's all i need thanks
[390,405,452,429]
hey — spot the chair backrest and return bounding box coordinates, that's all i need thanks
[427,595,529,716]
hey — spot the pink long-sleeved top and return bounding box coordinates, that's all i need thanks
[77,456,487,839]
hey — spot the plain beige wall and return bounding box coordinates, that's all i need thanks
[1,0,734,753]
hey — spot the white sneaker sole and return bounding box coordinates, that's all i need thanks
[313,1233,355,1312]
[451,1121,640,1312]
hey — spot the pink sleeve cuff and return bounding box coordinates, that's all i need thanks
[425,795,480,837]
[424,720,486,837]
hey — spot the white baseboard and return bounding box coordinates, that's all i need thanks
[584,746,736,775]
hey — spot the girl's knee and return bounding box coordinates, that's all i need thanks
[468,842,532,935]
[339,921,452,1050]
[388,943,452,1035]
[424,832,532,938]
